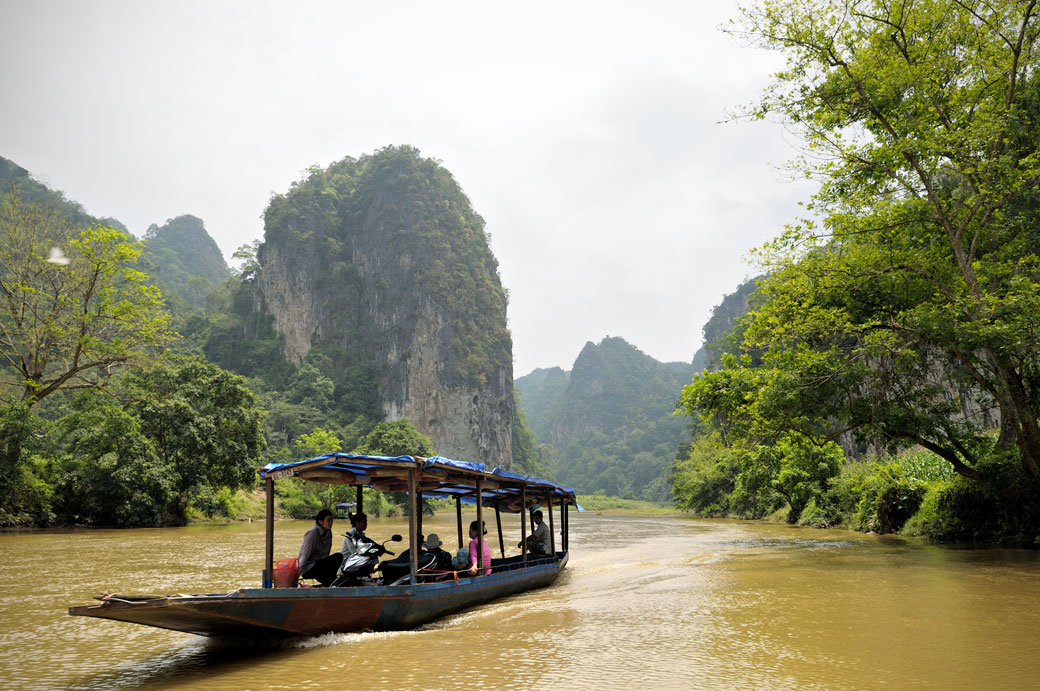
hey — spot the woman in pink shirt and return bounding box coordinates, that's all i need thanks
[468,520,492,576]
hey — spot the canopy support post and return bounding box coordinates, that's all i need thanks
[356,485,363,515]
[563,502,569,552]
[417,490,424,547]
[476,477,485,575]
[495,504,505,558]
[408,468,418,585]
[456,496,463,549]
[521,486,527,563]
[264,476,274,588]
[547,492,556,556]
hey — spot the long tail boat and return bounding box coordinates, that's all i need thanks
[68,453,579,637]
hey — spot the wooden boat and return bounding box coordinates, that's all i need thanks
[69,453,579,637]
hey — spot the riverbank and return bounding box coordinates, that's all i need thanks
[573,494,675,514]
[184,489,679,524]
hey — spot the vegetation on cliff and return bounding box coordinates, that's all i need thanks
[260,145,510,389]
[143,215,230,310]
[197,145,527,469]
[517,337,693,501]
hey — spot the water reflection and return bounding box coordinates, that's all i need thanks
[2,514,1039,689]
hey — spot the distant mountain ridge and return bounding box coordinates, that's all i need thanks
[0,155,126,231]
[1,155,230,313]
[143,215,230,309]
[516,336,694,500]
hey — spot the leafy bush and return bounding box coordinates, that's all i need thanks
[896,450,957,483]
[670,438,738,516]
[281,495,323,520]
[902,452,1040,545]
[853,463,927,534]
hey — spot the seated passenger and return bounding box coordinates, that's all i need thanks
[399,533,424,562]
[298,509,344,586]
[423,534,454,571]
[339,512,370,559]
[468,520,492,576]
[519,510,552,555]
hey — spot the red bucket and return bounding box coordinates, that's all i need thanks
[272,557,299,588]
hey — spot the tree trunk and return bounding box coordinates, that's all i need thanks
[991,358,1040,492]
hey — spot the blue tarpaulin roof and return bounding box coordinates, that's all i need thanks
[261,452,582,511]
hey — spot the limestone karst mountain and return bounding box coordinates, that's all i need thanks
[249,146,517,465]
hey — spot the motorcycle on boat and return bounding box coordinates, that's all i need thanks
[329,535,445,587]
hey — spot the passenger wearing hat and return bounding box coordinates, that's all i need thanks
[423,533,453,571]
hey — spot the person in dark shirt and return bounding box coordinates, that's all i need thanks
[423,533,454,571]
[298,509,343,586]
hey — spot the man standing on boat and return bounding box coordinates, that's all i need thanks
[520,510,551,556]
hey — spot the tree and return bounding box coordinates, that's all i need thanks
[120,354,266,522]
[295,427,342,457]
[354,419,434,457]
[290,427,346,511]
[53,393,171,527]
[0,194,174,409]
[723,0,1040,488]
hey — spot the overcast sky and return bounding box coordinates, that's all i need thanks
[0,0,814,377]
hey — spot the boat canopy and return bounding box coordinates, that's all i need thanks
[261,453,582,512]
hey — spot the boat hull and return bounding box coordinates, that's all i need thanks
[69,553,567,637]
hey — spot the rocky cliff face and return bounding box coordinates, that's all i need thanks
[255,147,514,465]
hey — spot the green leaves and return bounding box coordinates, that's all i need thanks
[120,354,266,521]
[0,193,175,405]
[354,419,434,458]
[676,0,1040,514]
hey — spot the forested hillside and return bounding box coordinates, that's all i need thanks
[143,215,230,310]
[517,337,693,501]
[0,156,125,230]
[0,148,535,527]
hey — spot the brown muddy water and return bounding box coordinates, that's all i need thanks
[2,513,1039,690]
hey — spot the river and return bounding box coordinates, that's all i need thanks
[2,513,1038,690]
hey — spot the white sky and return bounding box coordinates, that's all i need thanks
[0,0,814,377]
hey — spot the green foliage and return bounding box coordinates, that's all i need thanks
[0,402,54,526]
[119,354,266,523]
[0,193,175,407]
[769,436,843,523]
[724,0,1040,489]
[354,419,434,457]
[517,337,694,501]
[670,436,740,516]
[295,427,342,457]
[276,479,325,519]
[850,464,927,534]
[52,393,171,527]
[676,1,1040,534]
[902,451,1040,544]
